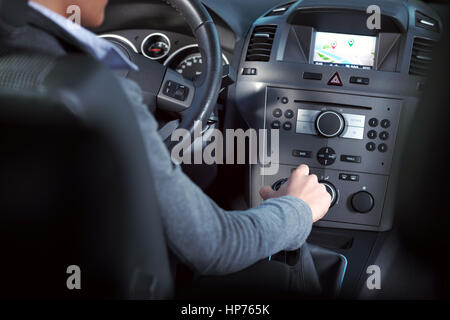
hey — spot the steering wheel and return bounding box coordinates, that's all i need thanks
[131,0,223,149]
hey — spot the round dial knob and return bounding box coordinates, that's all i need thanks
[272,178,288,191]
[351,191,374,213]
[315,111,345,138]
[320,181,338,207]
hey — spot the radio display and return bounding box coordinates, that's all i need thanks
[313,31,376,69]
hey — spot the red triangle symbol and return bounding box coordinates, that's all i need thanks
[328,72,343,86]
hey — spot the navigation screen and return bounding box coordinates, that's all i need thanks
[313,32,376,69]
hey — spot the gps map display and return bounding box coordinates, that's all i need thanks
[313,32,376,69]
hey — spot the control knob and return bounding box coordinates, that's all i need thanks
[315,111,345,138]
[320,181,338,207]
[351,191,374,213]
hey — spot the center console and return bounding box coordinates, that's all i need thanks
[233,0,441,232]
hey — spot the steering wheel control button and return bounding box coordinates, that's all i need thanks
[315,111,345,138]
[317,147,337,166]
[163,81,189,101]
[285,109,295,119]
[378,143,388,153]
[367,130,377,139]
[281,97,289,104]
[273,108,282,118]
[242,68,257,75]
[340,155,361,163]
[368,118,379,127]
[351,191,375,213]
[381,119,391,128]
[366,142,376,152]
[349,76,370,85]
[321,181,338,207]
[303,72,323,80]
[379,131,389,140]
[271,121,281,129]
[292,150,312,158]
[327,72,343,86]
[283,122,292,131]
[272,178,288,191]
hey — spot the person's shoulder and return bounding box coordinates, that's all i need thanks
[1,23,67,57]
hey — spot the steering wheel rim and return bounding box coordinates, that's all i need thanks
[159,0,223,149]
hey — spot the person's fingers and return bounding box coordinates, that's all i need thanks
[259,185,276,200]
[294,164,309,176]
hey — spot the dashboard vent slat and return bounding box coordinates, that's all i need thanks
[265,2,296,17]
[246,25,277,62]
[415,11,440,33]
[409,38,435,77]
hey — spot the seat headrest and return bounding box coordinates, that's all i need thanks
[0,0,30,28]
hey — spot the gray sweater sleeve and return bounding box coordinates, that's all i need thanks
[121,78,313,275]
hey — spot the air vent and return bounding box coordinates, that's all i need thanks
[415,11,440,33]
[246,25,277,62]
[409,38,435,77]
[265,2,296,17]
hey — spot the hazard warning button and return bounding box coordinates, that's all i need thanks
[328,72,343,86]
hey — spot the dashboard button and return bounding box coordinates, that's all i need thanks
[350,76,369,85]
[368,118,379,127]
[339,173,349,181]
[285,109,295,119]
[273,108,282,118]
[303,72,322,80]
[367,130,377,139]
[349,175,360,182]
[342,113,365,128]
[317,147,336,166]
[379,131,389,140]
[341,126,364,140]
[378,143,388,153]
[242,68,257,75]
[295,121,316,135]
[281,97,289,104]
[292,150,312,158]
[283,122,292,131]
[381,119,391,128]
[271,121,281,129]
[366,142,376,152]
[341,155,362,163]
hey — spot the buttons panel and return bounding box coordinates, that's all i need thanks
[317,147,337,166]
[261,87,403,230]
[363,118,391,153]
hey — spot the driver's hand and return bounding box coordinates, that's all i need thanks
[259,164,331,222]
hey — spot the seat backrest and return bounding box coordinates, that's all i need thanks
[0,50,174,299]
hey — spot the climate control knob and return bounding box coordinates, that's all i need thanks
[320,181,338,207]
[351,191,374,213]
[315,111,345,138]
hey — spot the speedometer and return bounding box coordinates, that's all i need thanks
[164,44,229,81]
[176,54,203,80]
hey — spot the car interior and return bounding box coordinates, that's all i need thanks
[0,0,449,300]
